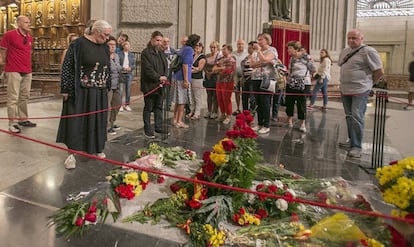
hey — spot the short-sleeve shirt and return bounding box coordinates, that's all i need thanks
[251,46,278,80]
[339,45,383,94]
[174,45,194,82]
[0,29,33,73]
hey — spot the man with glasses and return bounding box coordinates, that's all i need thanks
[0,15,35,133]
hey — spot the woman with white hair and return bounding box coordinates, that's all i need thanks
[57,19,113,169]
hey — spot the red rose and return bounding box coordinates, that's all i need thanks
[239,207,246,215]
[195,172,204,180]
[188,199,202,209]
[234,119,247,129]
[115,184,135,200]
[157,176,165,184]
[316,192,328,203]
[170,183,181,193]
[141,181,148,190]
[290,212,299,222]
[240,127,258,138]
[359,239,369,247]
[222,140,237,152]
[203,151,212,162]
[75,217,84,227]
[88,205,97,213]
[226,130,241,139]
[202,161,216,177]
[233,213,240,222]
[84,213,97,223]
[389,160,398,166]
[387,224,408,247]
[242,110,251,116]
[256,208,268,218]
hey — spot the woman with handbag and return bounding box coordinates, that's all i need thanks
[285,41,316,133]
[249,33,279,134]
[203,41,221,119]
[189,42,206,120]
[309,49,331,111]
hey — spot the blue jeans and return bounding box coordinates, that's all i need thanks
[120,73,132,105]
[310,77,328,106]
[341,91,369,150]
[272,89,284,118]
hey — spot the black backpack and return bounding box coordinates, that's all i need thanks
[169,53,182,73]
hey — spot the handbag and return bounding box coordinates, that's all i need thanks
[287,77,305,91]
[260,75,277,93]
[119,72,128,83]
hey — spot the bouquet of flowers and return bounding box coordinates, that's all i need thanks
[48,190,120,239]
[136,143,197,167]
[375,157,414,219]
[107,169,151,200]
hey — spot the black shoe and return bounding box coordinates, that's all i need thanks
[112,125,121,131]
[144,132,155,139]
[18,120,37,127]
[232,110,241,116]
[108,128,117,135]
[155,129,171,136]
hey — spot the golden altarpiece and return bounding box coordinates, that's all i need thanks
[0,0,90,74]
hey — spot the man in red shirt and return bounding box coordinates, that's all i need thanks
[0,15,36,133]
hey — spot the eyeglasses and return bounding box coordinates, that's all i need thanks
[23,36,27,45]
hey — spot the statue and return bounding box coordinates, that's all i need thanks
[269,0,292,21]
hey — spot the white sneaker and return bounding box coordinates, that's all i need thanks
[403,105,413,110]
[299,126,307,133]
[119,106,124,112]
[97,152,106,158]
[252,125,262,131]
[64,154,76,169]
[124,105,132,111]
[222,117,231,125]
[8,124,21,133]
[258,127,270,134]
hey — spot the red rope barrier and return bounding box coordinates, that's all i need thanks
[0,128,413,225]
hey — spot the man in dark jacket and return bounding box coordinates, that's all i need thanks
[141,31,168,138]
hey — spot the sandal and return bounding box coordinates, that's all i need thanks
[190,115,199,120]
[176,122,189,129]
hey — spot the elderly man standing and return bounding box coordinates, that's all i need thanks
[141,31,168,139]
[338,29,383,158]
[0,15,36,133]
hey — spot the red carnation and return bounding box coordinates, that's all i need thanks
[256,184,265,191]
[240,127,258,138]
[284,192,294,202]
[202,161,216,177]
[233,213,240,222]
[115,184,135,200]
[170,183,181,193]
[268,185,278,193]
[195,172,204,180]
[140,181,148,190]
[239,207,246,215]
[256,208,268,218]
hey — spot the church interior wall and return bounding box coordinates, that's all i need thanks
[357,16,414,75]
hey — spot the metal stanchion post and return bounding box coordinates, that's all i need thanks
[161,82,170,142]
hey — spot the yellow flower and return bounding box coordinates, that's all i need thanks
[212,143,225,154]
[367,238,385,247]
[124,172,139,187]
[210,152,228,165]
[140,171,149,183]
[238,218,245,225]
[134,184,143,196]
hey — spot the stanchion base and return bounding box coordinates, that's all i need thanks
[358,165,377,175]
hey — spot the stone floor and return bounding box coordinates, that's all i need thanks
[0,93,412,247]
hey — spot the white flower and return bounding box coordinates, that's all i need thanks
[326,186,337,196]
[273,180,284,189]
[275,199,288,211]
[321,181,332,187]
[286,189,296,198]
[263,180,272,186]
[247,193,256,204]
[297,204,306,212]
